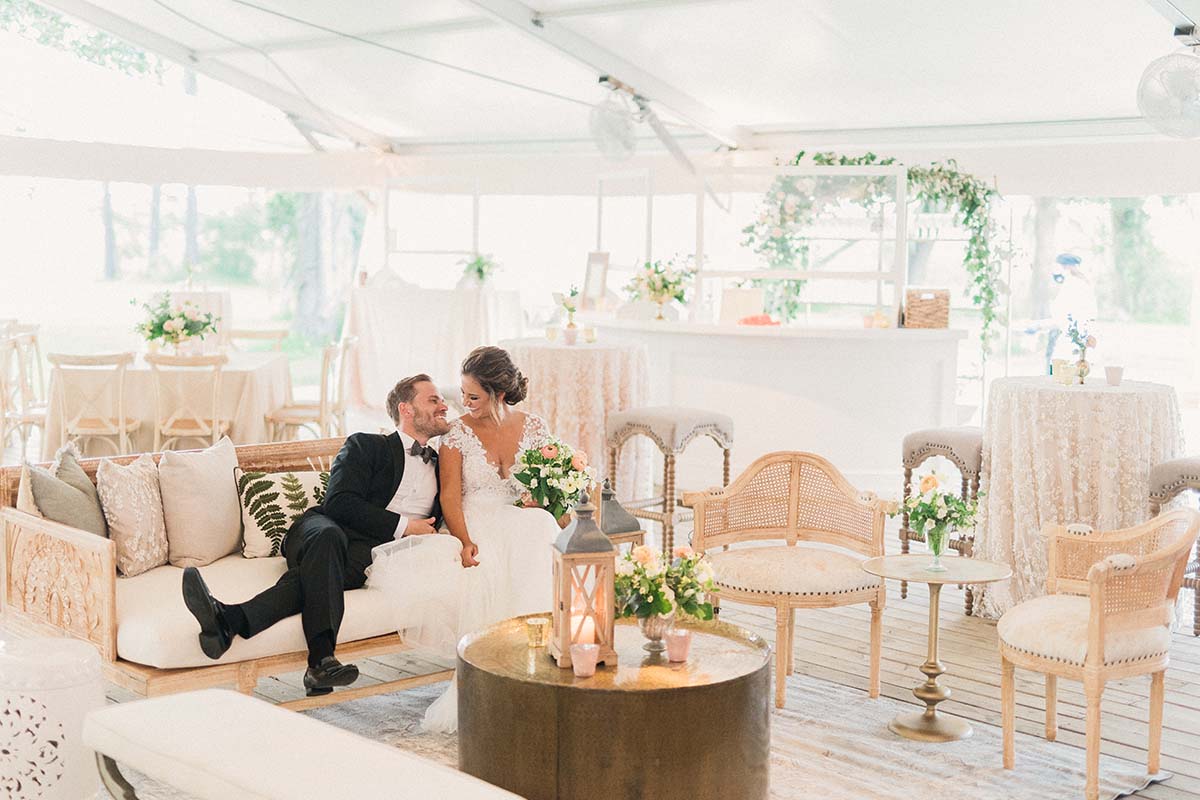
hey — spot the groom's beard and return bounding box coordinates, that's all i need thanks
[413,409,451,438]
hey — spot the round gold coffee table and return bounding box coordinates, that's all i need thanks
[862,554,1012,743]
[458,616,771,800]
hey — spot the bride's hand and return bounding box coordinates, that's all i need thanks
[459,541,480,568]
[519,492,539,509]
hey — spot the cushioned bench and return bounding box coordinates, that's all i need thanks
[85,689,524,799]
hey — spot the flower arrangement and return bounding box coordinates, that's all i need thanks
[459,253,499,285]
[512,437,593,521]
[134,293,218,344]
[560,285,580,327]
[624,257,695,318]
[890,471,978,570]
[1065,314,1097,382]
[614,544,717,621]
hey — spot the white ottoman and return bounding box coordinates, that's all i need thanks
[0,636,105,800]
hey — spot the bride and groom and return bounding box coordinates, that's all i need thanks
[181,345,564,731]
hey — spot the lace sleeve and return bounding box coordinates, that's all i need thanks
[523,413,553,449]
[441,419,467,451]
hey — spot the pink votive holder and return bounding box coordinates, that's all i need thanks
[665,629,693,662]
[570,643,600,677]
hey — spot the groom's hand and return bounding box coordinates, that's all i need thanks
[460,542,480,568]
[404,517,438,536]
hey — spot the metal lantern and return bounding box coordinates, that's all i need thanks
[599,479,642,539]
[549,490,618,669]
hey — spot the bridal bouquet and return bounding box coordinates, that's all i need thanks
[512,437,593,520]
[134,293,218,344]
[615,545,717,621]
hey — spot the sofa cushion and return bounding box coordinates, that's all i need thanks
[158,437,241,568]
[97,454,169,577]
[998,594,1172,666]
[18,443,107,537]
[116,554,398,669]
[237,467,328,558]
[708,544,880,596]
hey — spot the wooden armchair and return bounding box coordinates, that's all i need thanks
[998,509,1200,800]
[683,451,887,708]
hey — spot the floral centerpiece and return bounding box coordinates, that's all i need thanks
[1065,314,1097,384]
[615,544,717,651]
[891,472,978,572]
[624,256,695,320]
[134,293,218,351]
[458,253,499,288]
[560,285,580,328]
[512,437,593,522]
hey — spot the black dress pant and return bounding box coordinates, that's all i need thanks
[237,511,372,661]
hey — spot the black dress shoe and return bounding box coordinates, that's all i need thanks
[181,567,233,660]
[303,656,359,696]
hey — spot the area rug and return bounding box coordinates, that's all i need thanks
[121,674,1166,800]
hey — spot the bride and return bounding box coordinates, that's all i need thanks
[368,346,565,732]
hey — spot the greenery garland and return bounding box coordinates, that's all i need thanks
[741,150,1003,351]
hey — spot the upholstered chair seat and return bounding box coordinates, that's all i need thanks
[1149,457,1200,509]
[709,545,881,597]
[901,426,983,476]
[605,406,734,454]
[998,593,1171,667]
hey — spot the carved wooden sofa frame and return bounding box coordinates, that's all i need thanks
[0,437,451,710]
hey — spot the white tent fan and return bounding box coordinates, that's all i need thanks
[589,93,637,161]
[1137,49,1200,138]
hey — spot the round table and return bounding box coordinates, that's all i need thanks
[457,616,771,800]
[863,554,1012,743]
[501,337,651,500]
[973,376,1181,617]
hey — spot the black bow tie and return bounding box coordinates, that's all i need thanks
[409,440,437,464]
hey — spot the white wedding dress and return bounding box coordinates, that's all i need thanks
[367,413,561,732]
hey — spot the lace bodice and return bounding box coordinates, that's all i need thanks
[442,414,552,502]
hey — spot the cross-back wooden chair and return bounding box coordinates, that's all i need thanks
[228,328,288,352]
[145,353,230,451]
[3,330,47,459]
[47,352,139,456]
[265,337,355,441]
[684,451,887,708]
[998,509,1200,800]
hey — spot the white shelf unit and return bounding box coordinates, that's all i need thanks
[694,164,909,322]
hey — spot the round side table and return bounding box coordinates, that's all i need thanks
[458,616,771,800]
[862,554,1011,742]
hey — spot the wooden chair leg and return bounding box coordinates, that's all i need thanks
[722,448,731,487]
[774,604,789,709]
[1194,583,1200,637]
[1045,674,1057,740]
[1149,671,1164,774]
[1085,677,1104,800]
[786,608,796,675]
[662,454,676,555]
[1001,657,1015,769]
[964,585,974,616]
[868,602,882,699]
[608,445,619,495]
[901,466,912,600]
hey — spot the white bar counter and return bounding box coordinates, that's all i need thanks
[589,319,966,492]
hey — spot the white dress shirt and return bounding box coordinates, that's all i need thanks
[386,430,439,539]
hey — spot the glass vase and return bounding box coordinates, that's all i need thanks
[655,300,666,321]
[638,611,675,652]
[925,524,949,572]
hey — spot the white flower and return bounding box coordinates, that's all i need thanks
[936,507,947,520]
[531,478,538,488]
[695,561,714,584]
[616,559,635,576]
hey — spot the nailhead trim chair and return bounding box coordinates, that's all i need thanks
[1149,456,1200,636]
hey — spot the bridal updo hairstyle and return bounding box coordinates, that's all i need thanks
[461,346,528,406]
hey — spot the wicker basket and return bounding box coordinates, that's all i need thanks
[903,288,950,329]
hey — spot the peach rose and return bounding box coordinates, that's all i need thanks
[919,474,939,494]
[1086,335,1097,348]
[631,545,655,566]
[540,444,559,460]
[571,452,587,471]
[673,546,694,560]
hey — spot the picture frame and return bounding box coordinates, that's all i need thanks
[582,251,609,310]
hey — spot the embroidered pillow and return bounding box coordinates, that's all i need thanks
[158,437,241,568]
[96,454,168,577]
[16,444,107,537]
[237,468,329,558]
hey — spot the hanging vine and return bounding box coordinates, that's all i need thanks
[741,150,1004,351]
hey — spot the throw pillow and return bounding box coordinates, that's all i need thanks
[16,444,107,537]
[237,468,329,558]
[96,454,169,577]
[157,437,241,568]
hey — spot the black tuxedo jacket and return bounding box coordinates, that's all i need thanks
[314,431,444,549]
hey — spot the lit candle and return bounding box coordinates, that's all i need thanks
[571,612,596,644]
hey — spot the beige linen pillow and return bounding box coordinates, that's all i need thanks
[158,437,242,568]
[96,454,169,577]
[237,468,329,558]
[16,444,107,537]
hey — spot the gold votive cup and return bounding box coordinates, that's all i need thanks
[583,326,597,343]
[525,617,550,648]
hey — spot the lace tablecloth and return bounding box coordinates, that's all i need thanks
[974,376,1182,617]
[501,337,652,501]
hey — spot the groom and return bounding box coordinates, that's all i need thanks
[181,374,451,696]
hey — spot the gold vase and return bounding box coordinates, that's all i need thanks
[1076,357,1090,385]
[655,300,666,321]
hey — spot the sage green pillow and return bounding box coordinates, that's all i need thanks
[18,444,107,537]
[236,468,329,558]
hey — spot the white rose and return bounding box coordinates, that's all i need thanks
[531,478,538,488]
[616,559,635,576]
[695,561,714,584]
[936,507,947,520]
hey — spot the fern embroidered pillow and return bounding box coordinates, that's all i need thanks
[236,468,329,558]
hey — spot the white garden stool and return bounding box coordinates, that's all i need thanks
[0,636,105,800]
[606,406,734,555]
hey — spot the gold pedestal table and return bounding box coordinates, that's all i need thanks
[457,616,771,800]
[862,554,1012,743]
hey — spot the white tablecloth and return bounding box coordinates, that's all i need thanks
[344,286,523,410]
[974,376,1182,617]
[501,337,652,501]
[42,352,291,458]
